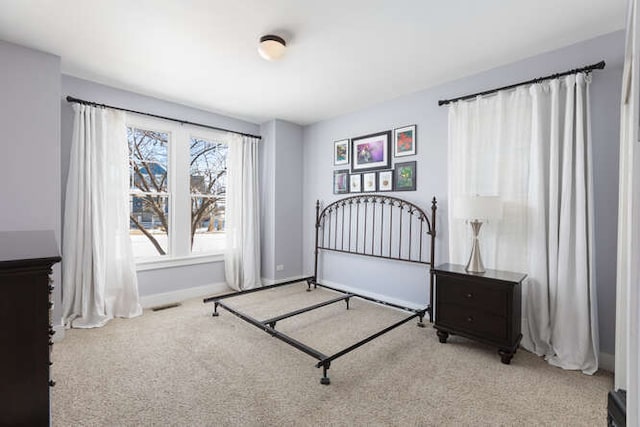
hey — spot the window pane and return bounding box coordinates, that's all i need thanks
[191,196,225,253]
[190,137,227,253]
[130,195,169,257]
[128,127,169,193]
[128,126,170,258]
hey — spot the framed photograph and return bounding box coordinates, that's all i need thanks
[394,161,417,191]
[333,169,349,194]
[351,130,392,173]
[363,172,377,192]
[334,139,350,166]
[349,174,362,193]
[378,170,393,192]
[394,125,416,157]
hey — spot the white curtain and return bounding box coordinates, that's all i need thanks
[615,0,640,423]
[225,134,261,291]
[62,104,142,328]
[448,73,599,374]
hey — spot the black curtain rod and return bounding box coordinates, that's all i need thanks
[438,60,606,106]
[65,96,262,140]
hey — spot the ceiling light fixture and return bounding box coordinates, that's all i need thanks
[258,35,286,61]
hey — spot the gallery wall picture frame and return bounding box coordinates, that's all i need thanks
[363,172,377,192]
[334,139,350,166]
[349,174,362,193]
[377,170,393,192]
[333,169,349,194]
[394,125,416,157]
[351,130,392,173]
[394,161,417,191]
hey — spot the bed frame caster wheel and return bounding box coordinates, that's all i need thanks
[319,362,331,385]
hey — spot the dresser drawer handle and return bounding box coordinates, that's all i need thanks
[466,316,474,323]
[465,293,473,299]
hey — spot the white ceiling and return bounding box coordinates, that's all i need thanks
[0,0,627,125]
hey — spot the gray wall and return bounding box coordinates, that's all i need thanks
[136,261,226,295]
[0,40,62,320]
[588,57,622,358]
[259,119,304,282]
[301,31,623,354]
[60,76,261,300]
[273,120,304,280]
[259,120,276,280]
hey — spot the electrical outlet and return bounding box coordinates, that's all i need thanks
[276,264,284,271]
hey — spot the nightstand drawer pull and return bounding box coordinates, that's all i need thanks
[465,293,473,299]
[466,316,474,323]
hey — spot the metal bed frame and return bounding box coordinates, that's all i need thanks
[204,195,437,385]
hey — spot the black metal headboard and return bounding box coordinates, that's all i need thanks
[312,195,437,318]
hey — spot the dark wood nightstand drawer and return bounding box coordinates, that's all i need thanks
[437,276,507,316]
[437,303,507,342]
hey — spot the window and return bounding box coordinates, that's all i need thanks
[127,115,228,263]
[128,127,170,257]
[190,137,227,254]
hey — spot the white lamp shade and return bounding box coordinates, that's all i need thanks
[453,195,503,220]
[258,35,286,61]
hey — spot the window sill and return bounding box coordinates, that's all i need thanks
[135,253,224,271]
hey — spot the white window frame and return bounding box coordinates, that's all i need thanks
[126,113,229,270]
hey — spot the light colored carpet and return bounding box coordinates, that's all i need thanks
[52,282,613,426]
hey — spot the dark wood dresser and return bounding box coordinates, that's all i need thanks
[0,231,61,426]
[433,263,526,364]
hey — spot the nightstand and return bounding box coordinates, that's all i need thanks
[433,263,526,364]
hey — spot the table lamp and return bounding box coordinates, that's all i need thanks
[453,195,503,273]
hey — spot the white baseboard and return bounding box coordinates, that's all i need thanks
[140,282,230,309]
[599,351,615,373]
[261,275,309,286]
[319,279,424,311]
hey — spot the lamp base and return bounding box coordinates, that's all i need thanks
[465,220,485,273]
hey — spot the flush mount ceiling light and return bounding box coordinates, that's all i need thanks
[258,35,286,61]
